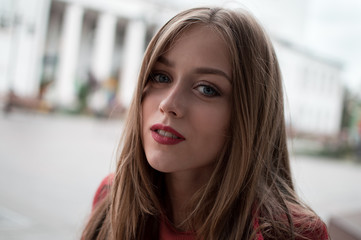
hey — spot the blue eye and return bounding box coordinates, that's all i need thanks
[196,85,220,97]
[151,73,171,83]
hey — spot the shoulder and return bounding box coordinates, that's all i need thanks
[259,204,329,240]
[293,212,329,240]
[92,173,114,210]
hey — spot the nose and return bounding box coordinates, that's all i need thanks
[159,84,185,118]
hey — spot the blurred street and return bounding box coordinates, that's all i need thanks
[1,111,361,240]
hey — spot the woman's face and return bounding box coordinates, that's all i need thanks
[142,25,232,176]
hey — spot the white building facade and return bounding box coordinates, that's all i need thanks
[0,0,176,108]
[0,0,51,98]
[274,39,344,138]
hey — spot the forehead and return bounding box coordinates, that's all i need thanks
[157,24,232,78]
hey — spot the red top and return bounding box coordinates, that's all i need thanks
[92,173,114,211]
[159,217,195,240]
[92,174,328,240]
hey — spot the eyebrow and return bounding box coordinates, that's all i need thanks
[193,67,231,83]
[156,56,231,83]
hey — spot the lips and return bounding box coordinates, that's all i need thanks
[150,124,185,145]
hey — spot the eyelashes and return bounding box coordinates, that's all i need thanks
[148,72,221,97]
[194,85,220,97]
[150,72,171,84]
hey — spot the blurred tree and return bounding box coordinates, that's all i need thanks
[340,88,354,130]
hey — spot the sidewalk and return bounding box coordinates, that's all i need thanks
[1,111,361,239]
[0,111,122,240]
[291,154,361,222]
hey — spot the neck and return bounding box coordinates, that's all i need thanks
[165,167,213,228]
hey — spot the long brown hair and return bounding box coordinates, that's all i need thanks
[82,7,326,240]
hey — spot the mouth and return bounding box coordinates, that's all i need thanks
[154,129,182,139]
[150,124,185,145]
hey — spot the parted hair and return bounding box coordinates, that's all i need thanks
[82,7,326,240]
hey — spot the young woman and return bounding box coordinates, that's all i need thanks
[82,7,329,240]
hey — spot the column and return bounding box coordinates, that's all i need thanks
[55,3,83,107]
[91,12,117,82]
[31,0,52,98]
[8,0,52,97]
[118,18,146,107]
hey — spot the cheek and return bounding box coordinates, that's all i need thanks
[192,103,231,159]
[141,99,151,142]
[190,110,230,167]
[142,95,157,125]
[141,94,161,146]
[198,104,230,135]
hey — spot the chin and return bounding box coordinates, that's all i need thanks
[148,159,188,174]
[146,158,169,173]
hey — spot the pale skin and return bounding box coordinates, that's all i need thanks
[142,25,232,228]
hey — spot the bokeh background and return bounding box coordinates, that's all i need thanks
[1,0,361,239]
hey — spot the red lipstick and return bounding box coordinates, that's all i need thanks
[150,124,185,145]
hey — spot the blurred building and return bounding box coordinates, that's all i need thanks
[0,0,344,137]
[0,0,176,110]
[274,39,344,139]
[247,0,344,139]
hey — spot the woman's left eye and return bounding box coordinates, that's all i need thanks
[195,85,220,97]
